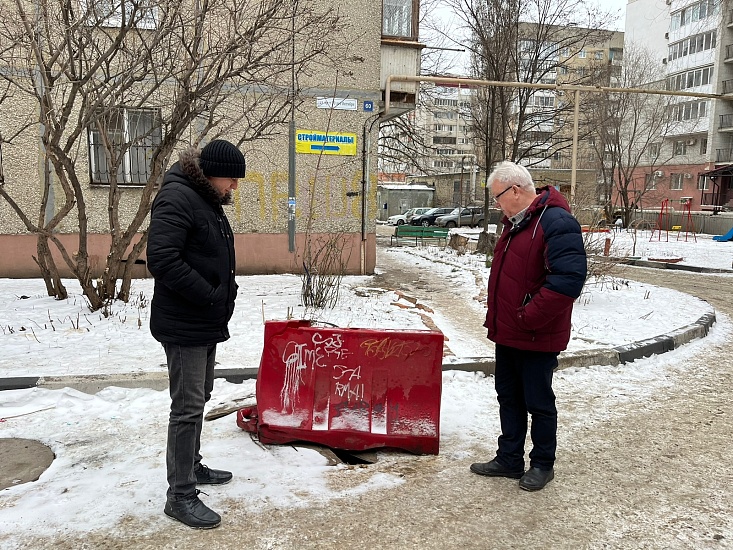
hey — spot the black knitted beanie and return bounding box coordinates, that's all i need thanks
[199,139,246,178]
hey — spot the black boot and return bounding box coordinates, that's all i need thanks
[470,459,524,479]
[164,491,221,529]
[195,463,233,485]
[519,467,554,491]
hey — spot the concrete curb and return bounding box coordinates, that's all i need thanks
[0,311,715,393]
[620,258,733,274]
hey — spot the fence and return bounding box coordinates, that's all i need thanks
[627,210,733,236]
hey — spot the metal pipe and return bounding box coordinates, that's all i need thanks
[384,74,728,213]
[384,74,728,117]
[571,89,580,208]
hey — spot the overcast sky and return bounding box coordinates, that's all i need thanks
[425,0,630,75]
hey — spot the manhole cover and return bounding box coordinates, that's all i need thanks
[0,438,55,490]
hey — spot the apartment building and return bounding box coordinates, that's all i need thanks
[0,0,423,277]
[625,0,733,212]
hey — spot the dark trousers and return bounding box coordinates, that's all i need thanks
[164,343,216,501]
[494,344,558,471]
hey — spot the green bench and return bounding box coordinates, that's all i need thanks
[390,225,450,246]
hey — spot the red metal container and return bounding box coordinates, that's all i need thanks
[237,320,444,454]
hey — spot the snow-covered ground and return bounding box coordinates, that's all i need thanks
[0,227,721,378]
[0,229,730,545]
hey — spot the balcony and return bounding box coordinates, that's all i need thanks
[381,0,423,120]
[721,114,733,131]
[728,9,733,26]
[723,80,733,95]
[726,45,733,62]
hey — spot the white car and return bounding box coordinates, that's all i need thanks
[387,207,431,226]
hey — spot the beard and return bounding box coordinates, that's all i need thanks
[221,190,233,205]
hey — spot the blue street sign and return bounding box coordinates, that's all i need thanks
[363,101,374,112]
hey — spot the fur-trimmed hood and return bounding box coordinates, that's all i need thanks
[161,147,226,206]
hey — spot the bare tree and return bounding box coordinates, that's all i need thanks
[582,45,678,226]
[437,0,615,249]
[0,0,345,311]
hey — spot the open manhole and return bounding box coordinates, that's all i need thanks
[0,438,55,490]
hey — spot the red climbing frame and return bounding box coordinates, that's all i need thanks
[650,198,671,242]
[237,320,444,454]
[677,199,697,242]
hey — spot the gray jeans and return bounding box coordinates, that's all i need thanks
[163,343,216,501]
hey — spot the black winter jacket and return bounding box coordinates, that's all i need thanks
[147,149,237,345]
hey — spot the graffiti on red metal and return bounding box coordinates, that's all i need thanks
[360,337,420,360]
[280,332,354,411]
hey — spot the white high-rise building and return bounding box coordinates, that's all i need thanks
[626,0,733,211]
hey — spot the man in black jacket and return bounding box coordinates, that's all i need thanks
[147,139,245,529]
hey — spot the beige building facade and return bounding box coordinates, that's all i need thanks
[0,0,422,277]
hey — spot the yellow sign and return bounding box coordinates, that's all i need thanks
[296,129,357,156]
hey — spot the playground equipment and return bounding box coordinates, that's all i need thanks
[650,199,671,242]
[676,199,697,243]
[713,227,733,242]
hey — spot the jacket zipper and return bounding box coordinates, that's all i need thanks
[491,233,512,334]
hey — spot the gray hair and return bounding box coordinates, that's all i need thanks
[487,161,535,192]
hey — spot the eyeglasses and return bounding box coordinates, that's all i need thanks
[494,184,515,201]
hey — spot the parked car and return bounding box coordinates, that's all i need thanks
[405,207,431,223]
[387,207,432,226]
[435,207,485,228]
[387,210,411,226]
[410,207,455,226]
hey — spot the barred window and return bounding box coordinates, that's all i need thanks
[88,107,162,186]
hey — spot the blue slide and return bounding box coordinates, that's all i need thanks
[713,227,733,242]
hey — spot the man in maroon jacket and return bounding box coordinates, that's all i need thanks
[470,161,587,491]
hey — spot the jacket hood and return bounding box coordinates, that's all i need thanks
[161,147,225,206]
[528,185,571,215]
[502,185,572,233]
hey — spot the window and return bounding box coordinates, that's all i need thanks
[578,49,586,58]
[433,136,456,144]
[383,0,416,38]
[670,174,684,190]
[700,138,708,154]
[698,177,711,190]
[433,160,454,168]
[646,173,657,190]
[87,0,158,29]
[594,51,604,60]
[648,143,661,158]
[435,98,459,107]
[434,124,455,132]
[532,95,555,108]
[676,0,717,27]
[670,100,709,121]
[668,31,716,62]
[674,140,687,156]
[89,107,162,185]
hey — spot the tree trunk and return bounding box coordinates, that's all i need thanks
[34,235,68,300]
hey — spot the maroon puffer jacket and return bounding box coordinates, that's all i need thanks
[484,186,587,353]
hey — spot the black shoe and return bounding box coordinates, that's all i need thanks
[195,463,233,485]
[470,459,524,479]
[519,467,554,491]
[164,491,221,529]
